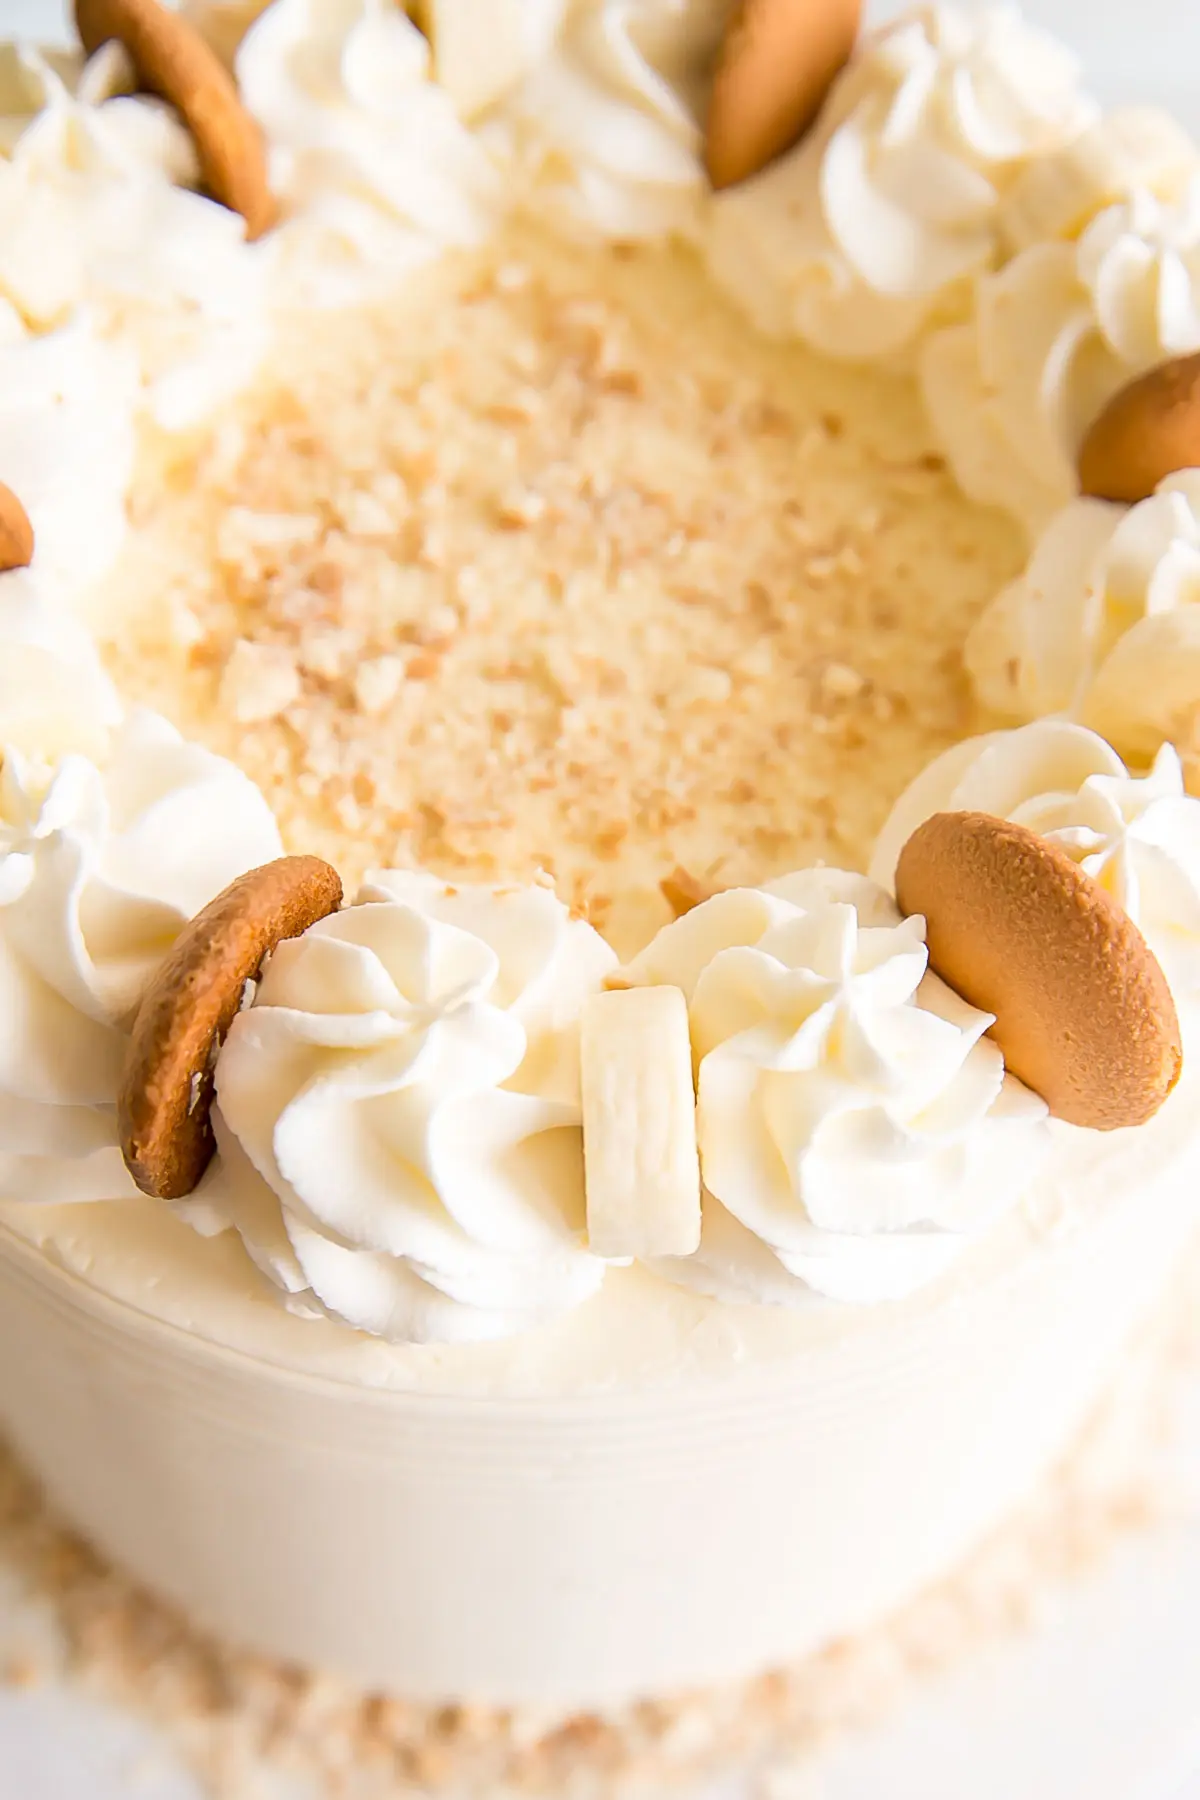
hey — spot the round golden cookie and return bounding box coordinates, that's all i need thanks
[894,811,1182,1131]
[1078,353,1200,504]
[119,856,343,1200]
[705,0,862,191]
[0,482,34,572]
[74,0,277,240]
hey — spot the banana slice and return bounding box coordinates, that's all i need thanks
[1000,109,1200,254]
[581,985,701,1261]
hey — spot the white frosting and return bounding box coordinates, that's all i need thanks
[209,872,617,1343]
[237,0,504,305]
[967,472,1200,759]
[496,0,727,243]
[0,565,123,761]
[0,46,268,429]
[923,177,1200,532]
[0,712,282,1208]
[417,0,567,121]
[997,106,1200,256]
[707,4,1096,359]
[0,321,137,592]
[621,867,1047,1307]
[870,718,1200,998]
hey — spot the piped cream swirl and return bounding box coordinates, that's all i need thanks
[237,0,504,305]
[923,177,1200,532]
[707,3,1096,359]
[621,868,1047,1307]
[0,566,122,762]
[967,472,1200,760]
[870,719,1200,1000]
[0,322,137,591]
[497,0,728,243]
[208,873,617,1343]
[0,712,282,1207]
[0,45,269,428]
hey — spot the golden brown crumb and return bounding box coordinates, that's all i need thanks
[93,226,1022,936]
[660,866,718,917]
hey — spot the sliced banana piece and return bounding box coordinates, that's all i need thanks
[1000,108,1199,254]
[581,985,701,1261]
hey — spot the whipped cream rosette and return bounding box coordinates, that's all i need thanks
[923,176,1200,532]
[0,710,282,1207]
[0,321,138,590]
[0,43,269,428]
[495,0,726,243]
[706,3,1095,360]
[237,0,503,305]
[967,472,1200,759]
[409,0,566,121]
[206,872,617,1343]
[617,868,1047,1307]
[871,718,1200,1003]
[997,105,1199,256]
[0,566,122,761]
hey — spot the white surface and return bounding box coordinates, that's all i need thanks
[3,0,1200,1794]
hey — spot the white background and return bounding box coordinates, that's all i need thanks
[2,0,1200,1796]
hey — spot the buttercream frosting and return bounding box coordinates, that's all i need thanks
[496,0,727,243]
[0,712,282,1208]
[870,718,1200,997]
[207,872,617,1342]
[923,176,1200,532]
[707,3,1096,359]
[0,564,122,762]
[237,0,504,306]
[998,105,1199,255]
[0,320,137,591]
[0,44,268,429]
[967,472,1200,759]
[415,0,567,121]
[621,867,1047,1306]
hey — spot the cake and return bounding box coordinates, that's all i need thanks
[2,0,1200,1789]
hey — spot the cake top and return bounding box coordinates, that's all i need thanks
[4,0,1200,1350]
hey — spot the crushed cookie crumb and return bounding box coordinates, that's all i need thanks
[94,226,1025,944]
[819,662,867,703]
[661,866,717,917]
[218,640,301,725]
